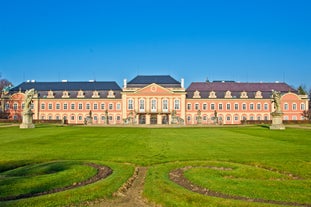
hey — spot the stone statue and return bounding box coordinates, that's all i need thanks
[271,90,281,113]
[24,89,35,113]
[20,88,35,128]
[270,90,285,130]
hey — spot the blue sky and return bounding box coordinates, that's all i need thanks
[0,0,310,89]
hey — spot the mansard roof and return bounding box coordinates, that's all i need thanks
[127,75,181,88]
[186,81,296,99]
[10,81,121,92]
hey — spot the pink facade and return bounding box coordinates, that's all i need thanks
[2,76,309,125]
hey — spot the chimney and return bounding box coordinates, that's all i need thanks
[123,79,127,88]
[181,78,184,88]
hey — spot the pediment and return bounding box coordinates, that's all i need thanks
[134,83,173,95]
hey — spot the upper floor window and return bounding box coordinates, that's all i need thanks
[174,99,180,110]
[71,103,75,110]
[151,99,157,112]
[218,103,223,110]
[78,103,83,110]
[211,103,215,110]
[226,103,231,110]
[109,103,113,110]
[284,103,289,110]
[187,103,191,110]
[101,103,105,110]
[264,103,268,110]
[242,103,247,110]
[195,103,199,110]
[116,103,121,110]
[48,103,53,110]
[203,103,207,110]
[13,103,18,110]
[301,103,305,110]
[56,103,60,110]
[292,103,297,110]
[257,103,261,110]
[86,103,90,110]
[162,99,168,112]
[94,103,98,110]
[139,99,145,112]
[250,103,254,110]
[234,103,239,110]
[63,103,68,110]
[41,103,45,110]
[128,99,134,110]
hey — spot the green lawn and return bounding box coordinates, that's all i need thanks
[0,124,310,206]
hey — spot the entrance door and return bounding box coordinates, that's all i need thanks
[139,115,146,124]
[150,115,157,124]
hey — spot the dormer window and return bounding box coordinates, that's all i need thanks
[240,91,248,98]
[92,90,100,98]
[209,91,217,98]
[193,90,201,98]
[225,90,232,98]
[77,90,85,98]
[62,91,69,98]
[255,91,262,98]
[47,90,54,98]
[107,90,115,98]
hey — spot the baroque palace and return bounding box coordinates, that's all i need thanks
[1,75,309,125]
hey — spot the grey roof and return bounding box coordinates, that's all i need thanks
[186,82,297,99]
[128,75,180,84]
[187,82,295,92]
[127,75,181,88]
[10,81,121,92]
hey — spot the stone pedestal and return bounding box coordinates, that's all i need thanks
[270,112,285,130]
[20,111,35,129]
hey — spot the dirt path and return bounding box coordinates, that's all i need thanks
[87,167,159,207]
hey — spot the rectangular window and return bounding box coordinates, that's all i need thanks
[250,103,254,110]
[86,103,90,110]
[218,103,223,110]
[41,103,45,110]
[109,103,113,110]
[242,103,246,110]
[56,103,60,110]
[284,103,288,110]
[264,103,268,110]
[226,103,231,110]
[301,103,305,110]
[101,103,105,110]
[234,116,239,121]
[71,103,75,110]
[94,103,98,110]
[174,99,180,110]
[139,99,145,112]
[48,103,52,110]
[203,103,207,110]
[128,99,133,110]
[187,103,191,110]
[257,103,261,110]
[116,116,121,121]
[195,103,199,110]
[162,99,168,112]
[234,103,238,110]
[211,103,215,110]
[292,103,297,110]
[78,103,83,110]
[116,103,121,110]
[63,103,68,110]
[151,99,157,112]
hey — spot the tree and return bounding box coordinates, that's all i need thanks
[0,78,12,92]
[297,85,307,95]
